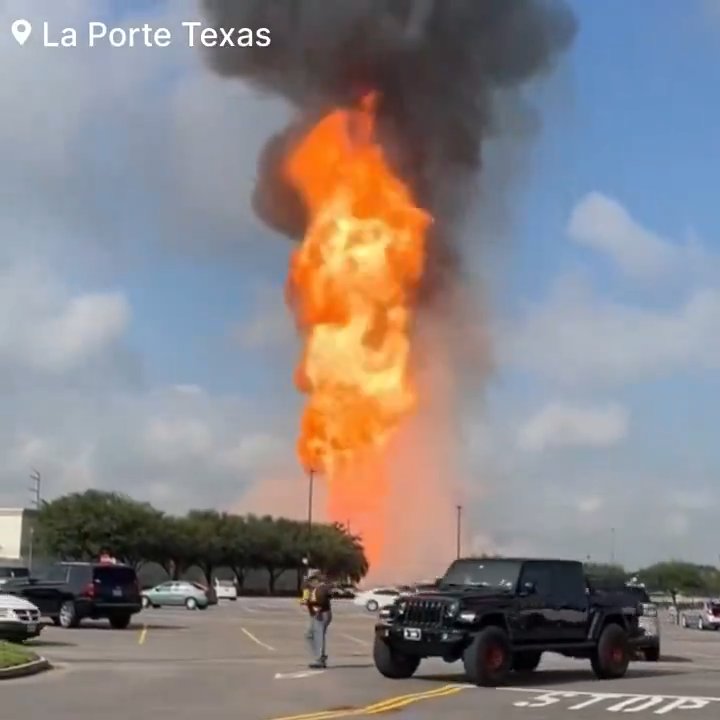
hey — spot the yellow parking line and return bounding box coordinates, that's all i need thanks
[366,685,464,713]
[138,624,148,645]
[268,684,466,720]
[241,627,276,652]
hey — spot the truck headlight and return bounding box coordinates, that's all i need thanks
[0,608,17,620]
[458,610,477,623]
[445,601,460,617]
[378,607,393,620]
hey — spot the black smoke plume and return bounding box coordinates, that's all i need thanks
[199,0,576,296]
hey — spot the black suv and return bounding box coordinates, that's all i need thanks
[6,562,142,629]
[374,557,640,686]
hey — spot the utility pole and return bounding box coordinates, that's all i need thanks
[456,505,462,559]
[611,527,616,565]
[28,469,41,573]
[29,468,41,508]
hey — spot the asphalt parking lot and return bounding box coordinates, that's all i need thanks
[3,600,720,719]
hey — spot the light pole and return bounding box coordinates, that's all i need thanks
[611,527,616,565]
[456,505,462,559]
[307,468,315,534]
[303,468,315,579]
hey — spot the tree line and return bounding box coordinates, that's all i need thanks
[34,490,369,593]
[585,561,720,605]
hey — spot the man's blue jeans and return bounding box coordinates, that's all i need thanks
[306,611,332,664]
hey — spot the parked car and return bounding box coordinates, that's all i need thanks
[194,582,217,605]
[680,599,720,630]
[0,566,30,589]
[353,587,402,612]
[3,561,142,629]
[330,584,357,599]
[142,581,210,610]
[0,593,42,642]
[213,578,238,601]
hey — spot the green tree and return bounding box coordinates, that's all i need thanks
[150,516,196,579]
[306,523,368,582]
[253,516,304,593]
[637,561,706,605]
[36,490,162,566]
[219,514,253,591]
[182,510,230,583]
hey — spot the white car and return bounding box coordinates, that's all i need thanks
[353,587,402,612]
[0,593,42,642]
[213,578,238,601]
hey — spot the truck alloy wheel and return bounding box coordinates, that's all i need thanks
[591,623,630,679]
[59,600,79,628]
[366,600,379,612]
[462,626,512,687]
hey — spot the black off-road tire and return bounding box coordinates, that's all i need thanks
[512,651,542,673]
[462,626,513,687]
[373,637,421,679]
[591,623,630,679]
[109,613,132,630]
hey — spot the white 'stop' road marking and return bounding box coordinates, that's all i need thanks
[498,689,720,715]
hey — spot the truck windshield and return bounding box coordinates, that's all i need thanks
[439,560,521,591]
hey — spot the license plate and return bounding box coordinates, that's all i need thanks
[26,623,36,633]
[112,588,122,597]
[403,628,422,641]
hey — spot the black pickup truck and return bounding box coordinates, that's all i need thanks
[374,557,641,686]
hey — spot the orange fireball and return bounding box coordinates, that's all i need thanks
[284,93,430,564]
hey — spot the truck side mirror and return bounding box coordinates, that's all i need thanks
[522,581,537,595]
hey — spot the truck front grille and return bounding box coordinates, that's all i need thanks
[14,609,40,623]
[400,599,446,627]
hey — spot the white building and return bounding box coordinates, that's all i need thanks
[0,508,37,563]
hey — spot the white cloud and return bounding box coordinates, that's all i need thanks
[567,192,715,283]
[517,401,629,452]
[502,277,720,386]
[568,192,678,279]
[576,495,604,515]
[0,262,130,373]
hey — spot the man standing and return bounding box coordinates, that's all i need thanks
[306,571,332,669]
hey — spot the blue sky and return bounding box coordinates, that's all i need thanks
[0,0,718,572]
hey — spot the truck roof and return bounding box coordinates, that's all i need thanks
[453,557,582,565]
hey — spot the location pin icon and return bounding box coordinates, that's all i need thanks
[11,19,32,46]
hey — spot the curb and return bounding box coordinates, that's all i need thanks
[0,656,51,680]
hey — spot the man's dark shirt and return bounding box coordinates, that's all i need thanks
[309,582,332,615]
